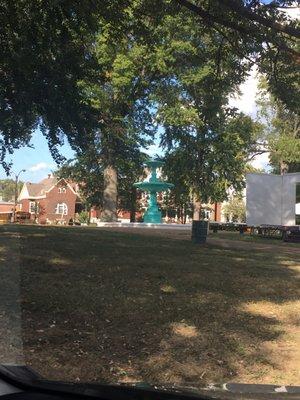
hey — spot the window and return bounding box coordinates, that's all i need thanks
[55,203,68,215]
[296,183,300,225]
[58,187,66,193]
[29,201,38,214]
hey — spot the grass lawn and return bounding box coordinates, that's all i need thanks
[208,230,300,247]
[0,224,299,387]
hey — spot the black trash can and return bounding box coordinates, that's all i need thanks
[191,220,208,244]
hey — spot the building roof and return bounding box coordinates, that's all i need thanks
[26,183,47,197]
[21,176,79,199]
[38,177,58,192]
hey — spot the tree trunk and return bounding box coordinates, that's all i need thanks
[193,195,201,220]
[102,165,118,222]
[280,160,288,175]
[130,187,137,223]
[179,207,184,224]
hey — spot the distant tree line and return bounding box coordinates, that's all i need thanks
[0,179,23,202]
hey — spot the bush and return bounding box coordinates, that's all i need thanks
[78,211,90,224]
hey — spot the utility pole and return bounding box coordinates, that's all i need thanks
[12,169,26,223]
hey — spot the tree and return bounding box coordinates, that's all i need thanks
[256,81,300,174]
[0,179,23,201]
[175,0,300,112]
[0,0,130,170]
[222,196,246,223]
[77,211,90,225]
[0,0,298,169]
[57,147,147,222]
[150,8,262,217]
[161,160,193,224]
[161,114,260,219]
[63,2,258,220]
[60,3,264,221]
[75,13,158,220]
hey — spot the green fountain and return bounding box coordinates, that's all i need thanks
[133,159,174,223]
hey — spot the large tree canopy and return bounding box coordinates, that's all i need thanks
[0,0,131,168]
[0,0,299,169]
[175,0,300,111]
[57,1,262,220]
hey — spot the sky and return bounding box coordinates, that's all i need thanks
[1,6,298,183]
[0,131,74,182]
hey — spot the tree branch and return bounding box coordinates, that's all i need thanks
[175,0,300,62]
[247,149,269,162]
[217,0,300,39]
[175,0,251,35]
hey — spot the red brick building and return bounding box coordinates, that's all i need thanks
[18,175,81,224]
[0,200,15,222]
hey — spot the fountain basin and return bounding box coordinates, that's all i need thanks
[133,181,174,192]
[133,159,174,223]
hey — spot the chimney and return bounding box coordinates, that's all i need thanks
[48,173,51,179]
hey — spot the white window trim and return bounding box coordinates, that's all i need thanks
[58,187,67,194]
[29,201,36,214]
[55,203,68,215]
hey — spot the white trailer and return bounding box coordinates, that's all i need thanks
[246,172,300,226]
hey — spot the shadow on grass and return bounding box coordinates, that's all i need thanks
[0,224,299,386]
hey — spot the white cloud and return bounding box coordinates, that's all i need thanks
[28,162,54,172]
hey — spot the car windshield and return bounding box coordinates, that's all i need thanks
[0,0,299,395]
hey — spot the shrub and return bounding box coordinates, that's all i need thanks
[78,211,90,224]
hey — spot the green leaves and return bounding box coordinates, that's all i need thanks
[256,82,300,173]
[163,112,260,204]
[222,196,246,223]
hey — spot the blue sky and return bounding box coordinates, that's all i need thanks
[0,129,75,182]
[0,128,163,183]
